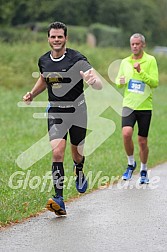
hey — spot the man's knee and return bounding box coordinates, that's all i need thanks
[122,126,133,140]
[138,136,147,149]
[52,148,64,160]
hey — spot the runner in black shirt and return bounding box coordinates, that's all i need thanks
[23,21,102,216]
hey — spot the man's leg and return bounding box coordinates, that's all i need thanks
[51,139,66,196]
[138,136,149,184]
[138,136,149,165]
[46,139,67,216]
[69,100,88,192]
[71,143,88,193]
[71,143,84,164]
[137,110,151,184]
[122,126,136,180]
[122,126,134,157]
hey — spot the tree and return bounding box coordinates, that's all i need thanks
[0,0,166,46]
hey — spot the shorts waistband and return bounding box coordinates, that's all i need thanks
[50,99,85,108]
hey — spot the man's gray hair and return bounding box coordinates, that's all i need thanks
[130,33,146,44]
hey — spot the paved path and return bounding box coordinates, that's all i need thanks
[0,163,167,252]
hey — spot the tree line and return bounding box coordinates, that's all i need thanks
[0,0,167,46]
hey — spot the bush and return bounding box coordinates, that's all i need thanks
[68,25,88,44]
[89,23,125,47]
[0,24,88,45]
[0,26,46,43]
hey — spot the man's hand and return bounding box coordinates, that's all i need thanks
[23,92,33,105]
[80,69,97,86]
[134,62,141,73]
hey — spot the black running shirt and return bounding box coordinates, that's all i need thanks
[38,48,92,102]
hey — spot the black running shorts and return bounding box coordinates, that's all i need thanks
[48,103,87,146]
[122,107,152,137]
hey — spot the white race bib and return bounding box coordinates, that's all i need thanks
[128,79,145,94]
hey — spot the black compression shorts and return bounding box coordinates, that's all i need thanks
[48,103,87,146]
[122,107,152,137]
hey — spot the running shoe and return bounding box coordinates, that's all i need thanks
[46,195,66,216]
[74,168,88,193]
[122,162,136,180]
[139,170,149,184]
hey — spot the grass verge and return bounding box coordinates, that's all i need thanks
[0,41,167,227]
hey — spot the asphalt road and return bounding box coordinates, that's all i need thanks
[0,162,167,252]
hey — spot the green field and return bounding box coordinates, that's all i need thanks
[0,41,167,227]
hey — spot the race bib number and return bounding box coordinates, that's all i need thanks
[128,79,145,94]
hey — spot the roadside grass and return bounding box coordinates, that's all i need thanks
[0,41,167,226]
[0,84,166,226]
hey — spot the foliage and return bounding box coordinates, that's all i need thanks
[89,23,124,47]
[0,0,167,45]
[0,27,46,43]
[68,26,88,44]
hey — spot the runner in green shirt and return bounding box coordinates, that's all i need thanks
[116,33,159,183]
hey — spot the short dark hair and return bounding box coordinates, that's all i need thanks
[48,21,67,37]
